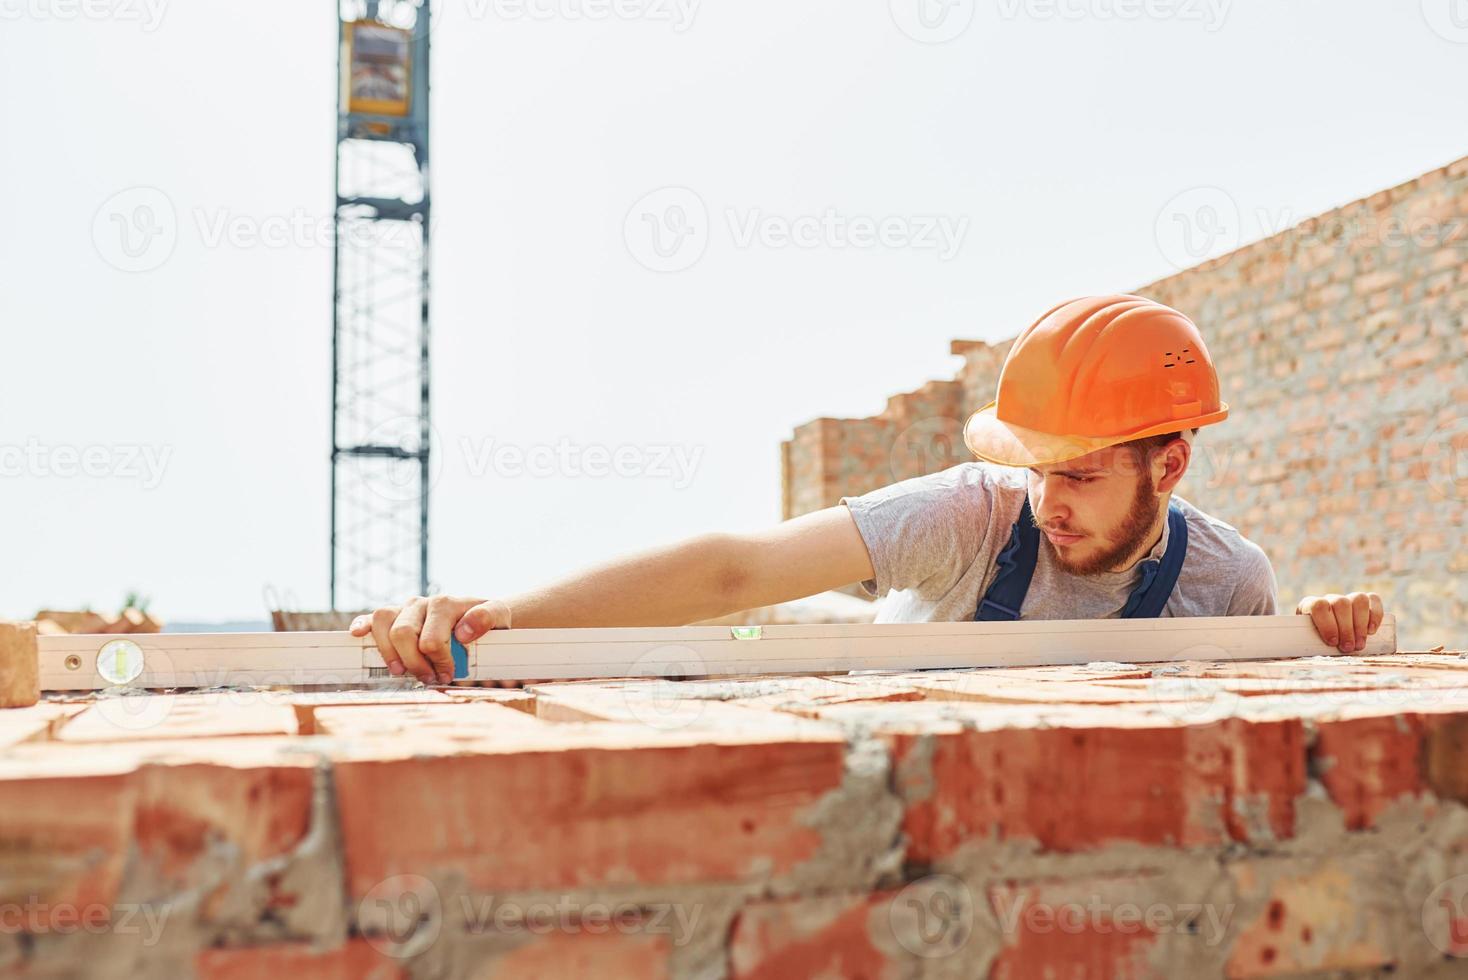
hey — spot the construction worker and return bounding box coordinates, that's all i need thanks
[353,294,1386,685]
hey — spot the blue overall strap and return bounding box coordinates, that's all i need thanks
[974,497,1041,621]
[1118,501,1189,619]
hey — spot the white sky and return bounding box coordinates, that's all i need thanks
[2,0,1465,621]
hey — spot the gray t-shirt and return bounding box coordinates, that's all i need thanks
[840,462,1278,623]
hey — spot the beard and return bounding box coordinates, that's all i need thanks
[1037,471,1163,576]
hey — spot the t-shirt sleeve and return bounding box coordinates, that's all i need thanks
[839,466,996,600]
[1226,539,1279,616]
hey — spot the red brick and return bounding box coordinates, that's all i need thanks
[0,738,316,922]
[0,762,136,922]
[1423,712,1468,804]
[875,707,1305,860]
[311,701,542,738]
[1312,714,1425,829]
[135,753,315,884]
[332,727,846,896]
[288,689,453,734]
[58,694,298,742]
[196,940,405,980]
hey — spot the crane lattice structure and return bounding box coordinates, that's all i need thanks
[332,0,432,610]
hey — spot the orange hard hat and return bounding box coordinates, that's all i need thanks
[963,295,1229,467]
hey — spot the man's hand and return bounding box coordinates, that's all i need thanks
[349,595,511,684]
[1295,592,1385,653]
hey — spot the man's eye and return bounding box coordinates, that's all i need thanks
[1068,475,1093,484]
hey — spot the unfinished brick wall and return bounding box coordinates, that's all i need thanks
[782,156,1468,651]
[7,649,1468,977]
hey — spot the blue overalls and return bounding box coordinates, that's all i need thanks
[974,498,1189,621]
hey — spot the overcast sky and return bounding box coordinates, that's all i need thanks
[2,0,1465,621]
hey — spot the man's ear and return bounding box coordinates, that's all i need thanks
[1154,436,1190,494]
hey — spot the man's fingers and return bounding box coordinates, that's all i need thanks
[370,607,406,677]
[349,615,372,637]
[455,600,511,644]
[1305,600,1337,647]
[1350,593,1371,651]
[390,600,433,683]
[1367,593,1385,635]
[420,596,469,684]
[1329,594,1355,652]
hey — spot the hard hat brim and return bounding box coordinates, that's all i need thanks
[963,400,1230,468]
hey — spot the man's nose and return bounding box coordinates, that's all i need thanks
[1031,479,1069,527]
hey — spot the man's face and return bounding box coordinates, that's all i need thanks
[1025,445,1165,575]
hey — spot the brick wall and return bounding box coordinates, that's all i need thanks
[782,155,1468,651]
[8,648,1468,976]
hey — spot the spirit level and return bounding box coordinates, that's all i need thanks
[35,615,1397,693]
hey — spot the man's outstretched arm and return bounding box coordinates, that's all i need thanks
[348,505,876,683]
